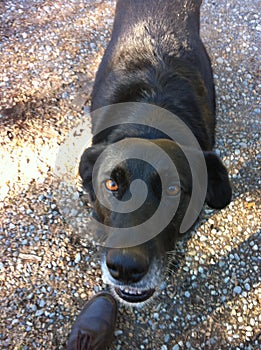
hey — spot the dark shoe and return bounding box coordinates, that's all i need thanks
[66,292,118,350]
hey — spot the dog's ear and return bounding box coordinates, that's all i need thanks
[204,151,232,209]
[79,144,105,201]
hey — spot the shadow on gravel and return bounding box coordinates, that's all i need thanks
[167,229,260,329]
[0,80,93,142]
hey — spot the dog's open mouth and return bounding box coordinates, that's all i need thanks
[115,287,155,303]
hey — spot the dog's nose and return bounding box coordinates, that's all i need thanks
[106,249,149,284]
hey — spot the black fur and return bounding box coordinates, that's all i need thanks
[79,0,232,303]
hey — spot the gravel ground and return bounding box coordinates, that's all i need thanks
[0,0,260,349]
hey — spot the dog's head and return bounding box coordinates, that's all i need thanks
[79,138,231,305]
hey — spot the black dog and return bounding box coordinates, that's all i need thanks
[79,0,232,305]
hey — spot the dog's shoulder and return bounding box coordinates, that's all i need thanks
[91,0,206,109]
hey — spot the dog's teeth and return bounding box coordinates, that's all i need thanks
[121,287,145,295]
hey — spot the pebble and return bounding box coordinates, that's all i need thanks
[35,310,44,317]
[154,312,159,321]
[74,252,81,264]
[216,57,224,64]
[38,300,45,308]
[164,334,170,343]
[234,286,242,294]
[184,291,190,298]
[249,318,255,326]
[199,235,208,242]
[244,283,250,291]
[114,330,123,337]
[172,345,180,350]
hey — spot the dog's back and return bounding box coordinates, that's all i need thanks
[92,0,214,121]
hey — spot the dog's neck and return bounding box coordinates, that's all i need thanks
[91,59,215,151]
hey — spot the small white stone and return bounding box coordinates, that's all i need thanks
[153,312,159,320]
[38,299,45,308]
[233,286,242,294]
[35,310,44,317]
[244,283,251,291]
[74,252,81,264]
[12,319,19,325]
[72,192,79,201]
[184,291,190,298]
[172,345,180,350]
[239,142,247,148]
[227,214,233,222]
[32,79,40,88]
[114,330,123,336]
[250,318,255,326]
[27,293,34,300]
[208,218,215,225]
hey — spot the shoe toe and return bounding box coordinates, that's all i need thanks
[66,292,118,350]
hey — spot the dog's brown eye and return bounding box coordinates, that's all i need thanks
[166,184,180,196]
[105,179,119,191]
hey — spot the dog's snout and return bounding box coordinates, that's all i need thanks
[106,249,149,284]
